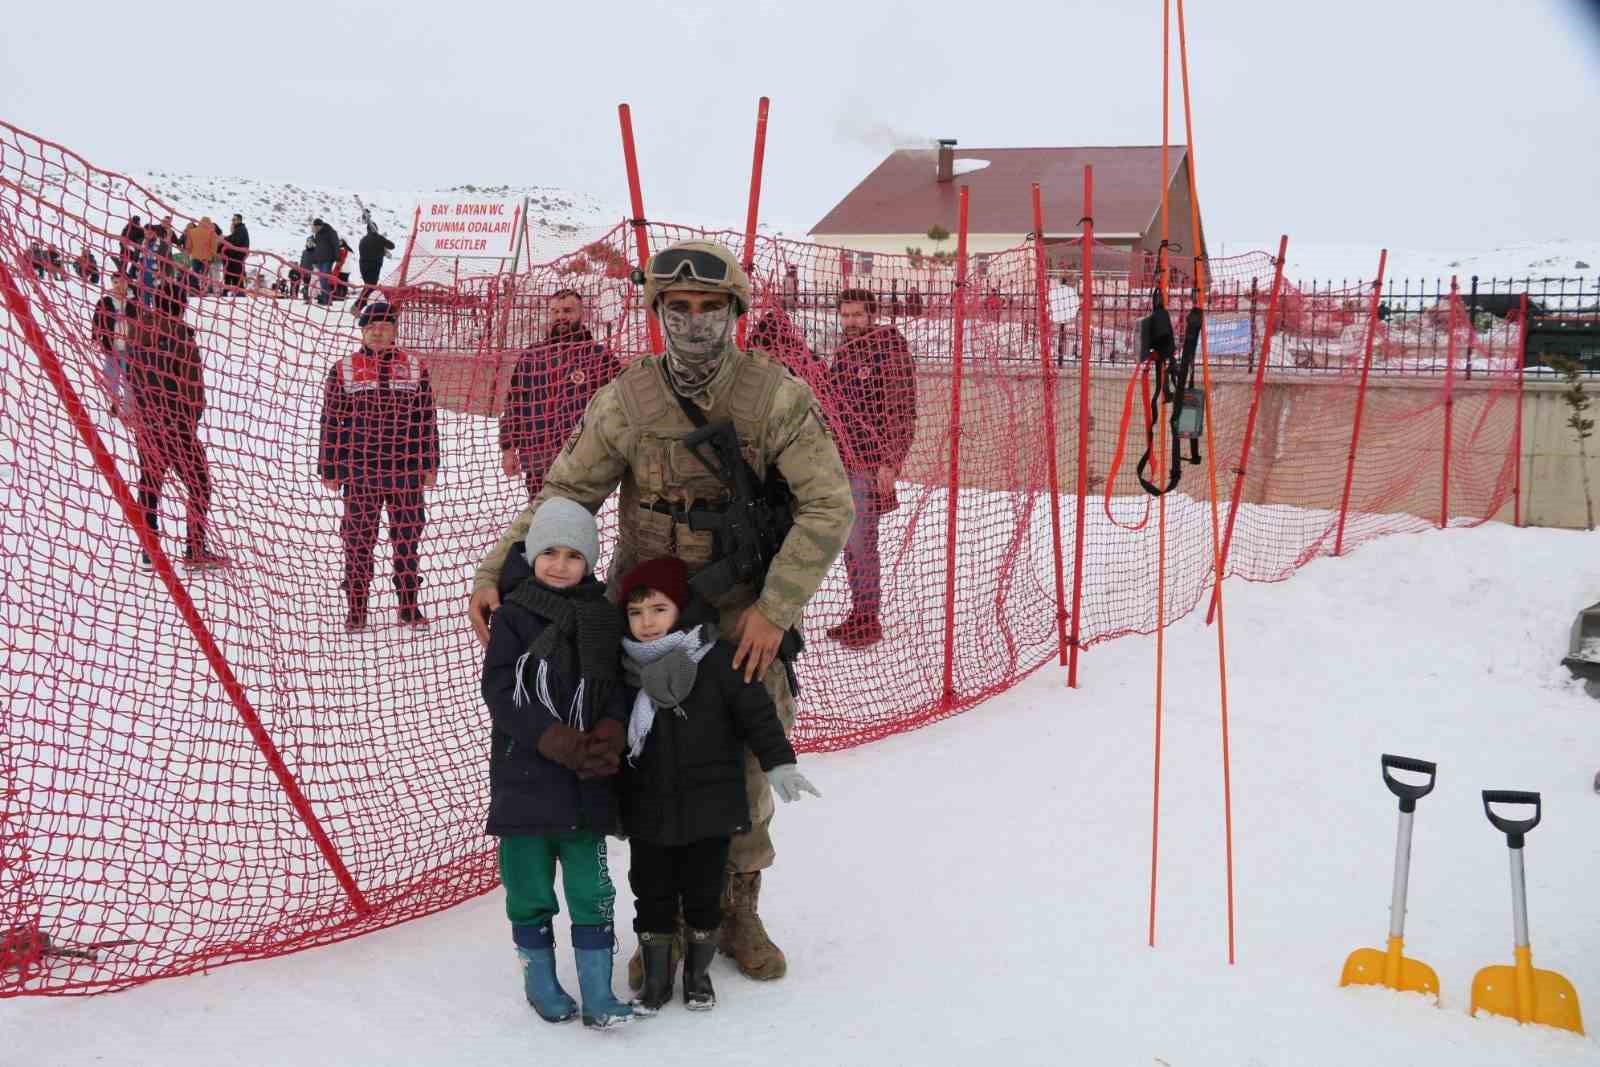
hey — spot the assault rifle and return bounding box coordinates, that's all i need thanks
[678,417,806,692]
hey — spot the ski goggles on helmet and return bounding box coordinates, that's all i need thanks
[645,247,731,286]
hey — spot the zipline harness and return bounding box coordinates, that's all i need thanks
[1133,289,1206,497]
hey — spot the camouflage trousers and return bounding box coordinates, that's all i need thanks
[728,655,796,873]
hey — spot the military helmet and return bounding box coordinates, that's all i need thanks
[639,240,750,316]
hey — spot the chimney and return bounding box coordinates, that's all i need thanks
[936,139,957,183]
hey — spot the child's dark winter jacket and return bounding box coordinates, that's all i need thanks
[621,626,797,848]
[481,549,629,837]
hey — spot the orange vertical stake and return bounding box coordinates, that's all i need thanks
[618,103,662,355]
[940,187,971,710]
[1334,249,1389,556]
[1030,183,1069,670]
[736,96,770,350]
[1068,168,1094,688]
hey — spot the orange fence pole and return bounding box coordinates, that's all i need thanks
[1177,0,1235,963]
[1514,294,1528,527]
[940,186,971,710]
[1149,0,1172,951]
[1205,235,1288,625]
[395,205,421,290]
[1031,183,1069,669]
[1067,167,1094,688]
[736,96,770,351]
[1334,249,1389,556]
[1441,277,1460,528]
[618,103,663,355]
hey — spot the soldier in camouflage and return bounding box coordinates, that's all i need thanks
[468,239,854,984]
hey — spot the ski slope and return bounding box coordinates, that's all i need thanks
[3,522,1596,1065]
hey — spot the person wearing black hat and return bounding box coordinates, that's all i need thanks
[352,221,395,313]
[309,218,340,306]
[318,300,440,629]
[221,214,250,294]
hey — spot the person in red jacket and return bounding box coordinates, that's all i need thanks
[498,289,623,500]
[318,301,440,630]
[822,289,917,648]
[125,283,222,568]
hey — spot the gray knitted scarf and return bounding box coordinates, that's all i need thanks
[620,624,717,764]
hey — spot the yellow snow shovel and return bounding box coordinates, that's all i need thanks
[1470,791,1584,1034]
[1340,754,1440,998]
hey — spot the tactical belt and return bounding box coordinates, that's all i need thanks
[639,498,728,523]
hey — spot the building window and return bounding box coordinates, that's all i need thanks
[857,253,874,277]
[975,253,992,275]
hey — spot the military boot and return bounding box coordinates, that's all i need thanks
[719,871,786,980]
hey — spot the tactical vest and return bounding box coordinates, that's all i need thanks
[611,350,787,593]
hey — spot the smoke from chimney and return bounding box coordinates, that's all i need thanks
[936,139,957,183]
[831,109,937,153]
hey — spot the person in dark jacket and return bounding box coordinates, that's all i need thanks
[126,283,222,568]
[309,218,340,305]
[616,556,817,1015]
[498,289,623,499]
[352,222,395,312]
[357,222,393,286]
[75,247,100,285]
[317,301,439,629]
[92,274,135,414]
[747,308,827,394]
[222,214,250,293]
[118,216,145,278]
[294,236,316,301]
[822,288,918,648]
[481,497,634,1030]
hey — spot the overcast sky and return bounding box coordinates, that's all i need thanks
[4,0,1597,248]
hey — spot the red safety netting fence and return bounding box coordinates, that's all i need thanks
[0,122,1520,996]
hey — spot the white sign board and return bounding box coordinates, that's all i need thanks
[411,198,520,258]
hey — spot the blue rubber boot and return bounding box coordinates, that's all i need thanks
[513,922,577,1023]
[572,924,635,1030]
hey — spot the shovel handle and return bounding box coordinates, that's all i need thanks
[1482,790,1541,849]
[1381,754,1437,812]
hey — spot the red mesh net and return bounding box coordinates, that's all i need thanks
[0,122,1518,995]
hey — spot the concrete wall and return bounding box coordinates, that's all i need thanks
[897,366,1580,531]
[1519,379,1599,530]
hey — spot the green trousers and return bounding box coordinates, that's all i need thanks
[499,832,616,927]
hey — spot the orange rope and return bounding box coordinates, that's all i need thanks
[1177,0,1237,965]
[1103,365,1154,531]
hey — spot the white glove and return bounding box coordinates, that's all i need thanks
[766,763,820,804]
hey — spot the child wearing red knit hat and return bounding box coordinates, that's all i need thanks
[616,556,819,1015]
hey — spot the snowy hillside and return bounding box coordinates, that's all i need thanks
[124,170,621,267]
[3,523,1598,1065]
[1226,238,1600,286]
[88,164,1600,289]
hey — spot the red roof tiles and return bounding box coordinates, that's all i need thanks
[808,145,1189,239]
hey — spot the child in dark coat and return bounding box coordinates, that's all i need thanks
[616,557,820,1014]
[480,497,634,1030]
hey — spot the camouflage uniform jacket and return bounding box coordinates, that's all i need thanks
[473,342,855,632]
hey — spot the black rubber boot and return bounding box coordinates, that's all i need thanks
[631,931,675,1016]
[682,928,717,1011]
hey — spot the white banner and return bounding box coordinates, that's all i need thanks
[410,198,520,258]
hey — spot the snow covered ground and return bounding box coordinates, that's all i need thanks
[4,522,1597,1065]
